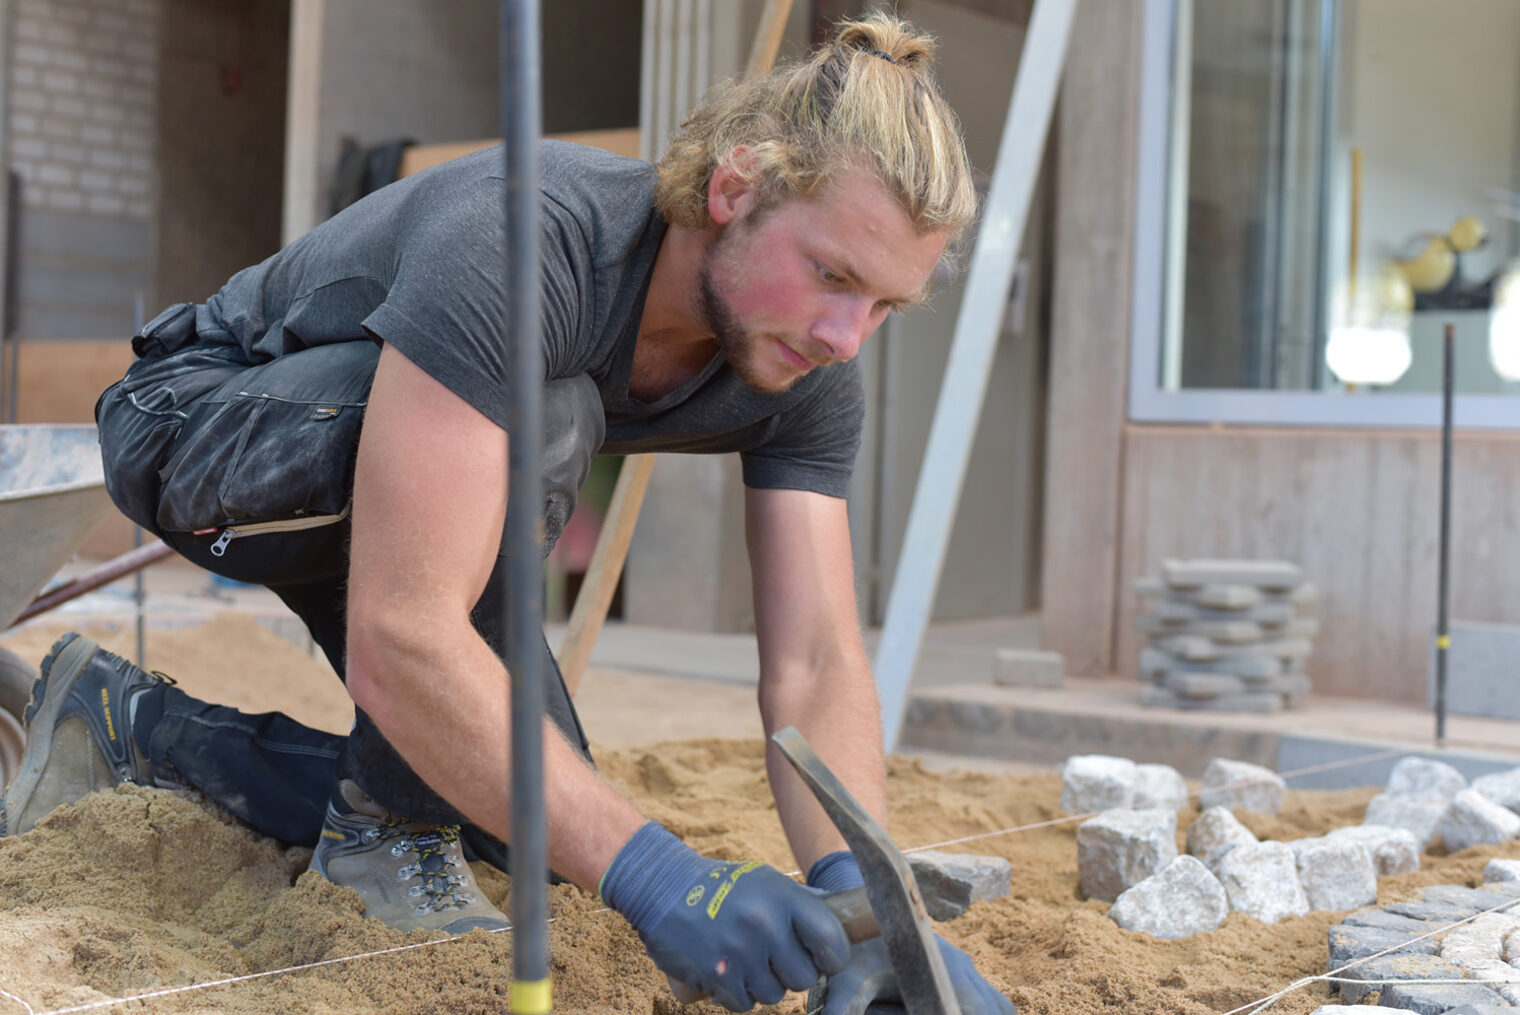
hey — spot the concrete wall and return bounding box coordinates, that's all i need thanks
[157,0,288,307]
[283,0,500,241]
[1114,425,1520,704]
[283,0,643,242]
[7,0,159,340]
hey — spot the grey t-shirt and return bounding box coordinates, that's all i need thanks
[198,141,864,498]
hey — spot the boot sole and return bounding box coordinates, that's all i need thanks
[1,633,95,835]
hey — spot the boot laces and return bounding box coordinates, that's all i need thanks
[363,820,475,914]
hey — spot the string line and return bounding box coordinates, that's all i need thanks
[1221,893,1520,1015]
[0,743,1477,1015]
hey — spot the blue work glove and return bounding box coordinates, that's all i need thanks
[601,822,851,1011]
[806,852,1017,1015]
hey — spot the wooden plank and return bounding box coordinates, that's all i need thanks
[397,127,641,178]
[1038,0,1145,678]
[14,339,135,424]
[1114,424,1520,704]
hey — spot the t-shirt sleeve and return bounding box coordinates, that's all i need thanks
[359,177,587,429]
[739,362,865,499]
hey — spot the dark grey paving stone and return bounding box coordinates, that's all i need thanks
[1384,901,1487,923]
[1328,923,1438,971]
[1342,908,1445,935]
[1338,954,1464,1003]
[1380,980,1508,1015]
[1422,884,1520,913]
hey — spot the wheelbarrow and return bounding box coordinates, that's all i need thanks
[0,424,143,784]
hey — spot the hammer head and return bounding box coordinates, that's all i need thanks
[772,727,962,1015]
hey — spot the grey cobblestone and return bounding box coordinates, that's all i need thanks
[1379,980,1509,1014]
[1343,907,1444,935]
[1327,922,1438,970]
[1422,883,1520,912]
[1384,900,1491,924]
[1336,952,1464,1003]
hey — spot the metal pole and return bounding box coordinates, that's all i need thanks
[133,294,147,668]
[1434,322,1454,747]
[0,0,15,424]
[501,1,549,1012]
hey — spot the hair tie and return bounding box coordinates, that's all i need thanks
[865,47,896,65]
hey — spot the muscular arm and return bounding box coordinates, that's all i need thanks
[746,486,887,874]
[343,343,644,891]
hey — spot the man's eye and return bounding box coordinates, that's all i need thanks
[816,263,844,285]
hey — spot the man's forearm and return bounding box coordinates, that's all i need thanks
[347,613,645,892]
[758,649,887,876]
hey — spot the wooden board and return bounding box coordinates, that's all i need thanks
[397,127,641,178]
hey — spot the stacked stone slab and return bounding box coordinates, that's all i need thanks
[1135,558,1318,712]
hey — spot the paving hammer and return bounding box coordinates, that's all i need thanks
[667,726,961,1013]
[770,725,962,1015]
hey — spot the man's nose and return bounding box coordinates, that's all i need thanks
[811,297,876,362]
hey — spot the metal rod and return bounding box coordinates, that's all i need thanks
[134,294,147,668]
[501,0,549,1011]
[1434,321,1454,747]
[14,540,174,626]
[0,0,15,424]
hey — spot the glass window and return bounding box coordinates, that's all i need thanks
[1131,0,1520,426]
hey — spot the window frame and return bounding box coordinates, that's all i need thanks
[1128,0,1520,430]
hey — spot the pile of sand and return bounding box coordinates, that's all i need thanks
[1,616,1515,1014]
[2,740,1515,1015]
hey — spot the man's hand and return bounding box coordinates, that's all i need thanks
[806,852,1015,1015]
[601,822,851,1011]
[815,937,1015,1015]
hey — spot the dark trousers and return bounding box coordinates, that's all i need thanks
[147,543,590,846]
[97,328,599,849]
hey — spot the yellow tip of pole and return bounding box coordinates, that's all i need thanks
[510,978,552,1014]
[1436,635,1450,650]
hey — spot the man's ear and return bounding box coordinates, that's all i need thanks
[707,146,759,226]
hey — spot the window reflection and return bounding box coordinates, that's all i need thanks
[1162,0,1520,395]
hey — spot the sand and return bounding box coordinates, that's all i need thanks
[1,614,1517,1015]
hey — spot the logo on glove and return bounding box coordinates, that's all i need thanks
[706,861,764,919]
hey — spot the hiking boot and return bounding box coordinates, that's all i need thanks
[310,779,511,934]
[0,633,170,835]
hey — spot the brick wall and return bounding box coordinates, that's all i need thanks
[7,0,161,339]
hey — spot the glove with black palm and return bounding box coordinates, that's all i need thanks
[806,851,1016,1015]
[601,822,852,1011]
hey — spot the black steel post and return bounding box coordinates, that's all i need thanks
[501,0,550,1012]
[1434,322,1454,747]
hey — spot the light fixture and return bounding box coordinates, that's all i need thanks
[1326,324,1413,386]
[1488,263,1520,382]
[1325,146,1415,387]
[1326,266,1414,386]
